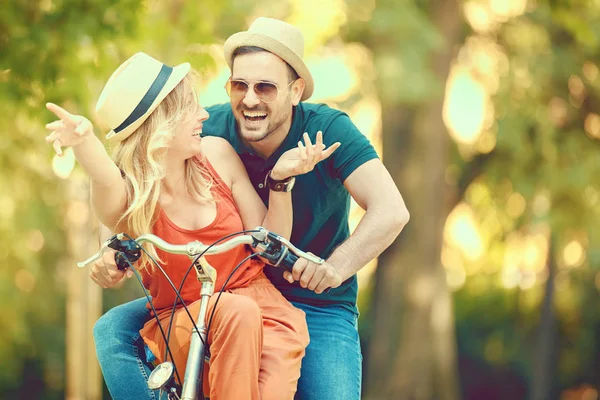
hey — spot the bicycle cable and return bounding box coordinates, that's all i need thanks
[120,255,183,387]
[117,229,265,397]
[121,233,208,386]
[162,230,261,400]
[164,230,261,360]
[205,252,262,340]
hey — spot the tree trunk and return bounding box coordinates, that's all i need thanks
[364,0,462,399]
[530,234,558,400]
[66,177,102,400]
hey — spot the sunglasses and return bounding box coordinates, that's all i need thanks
[225,79,296,103]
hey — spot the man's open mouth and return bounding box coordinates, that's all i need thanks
[242,110,268,122]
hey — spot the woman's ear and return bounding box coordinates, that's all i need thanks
[291,79,306,106]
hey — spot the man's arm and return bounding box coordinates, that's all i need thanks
[328,159,409,280]
[286,159,409,293]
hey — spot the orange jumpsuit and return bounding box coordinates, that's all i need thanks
[139,158,309,400]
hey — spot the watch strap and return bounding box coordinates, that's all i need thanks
[265,170,295,192]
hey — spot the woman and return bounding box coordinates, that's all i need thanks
[45,52,339,400]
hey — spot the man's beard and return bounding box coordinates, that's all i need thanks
[237,106,291,143]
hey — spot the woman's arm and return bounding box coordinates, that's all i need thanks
[201,137,291,236]
[45,103,127,228]
[202,133,339,239]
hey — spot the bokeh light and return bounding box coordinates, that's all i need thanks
[52,147,76,179]
[443,67,490,146]
[444,202,485,262]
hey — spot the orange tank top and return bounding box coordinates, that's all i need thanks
[140,156,265,313]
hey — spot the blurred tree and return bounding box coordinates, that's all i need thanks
[452,1,600,398]
[343,0,464,398]
[428,0,600,398]
[1,1,142,398]
[0,1,260,398]
[346,0,600,398]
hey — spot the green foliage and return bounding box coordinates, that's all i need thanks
[489,2,600,231]
[457,1,600,394]
[462,0,600,394]
[342,0,446,103]
[344,0,600,397]
[1,1,143,397]
[0,0,259,397]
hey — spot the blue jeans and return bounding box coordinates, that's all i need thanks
[93,298,159,400]
[93,298,362,400]
[290,302,362,400]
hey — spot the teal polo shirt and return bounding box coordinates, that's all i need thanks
[202,102,379,311]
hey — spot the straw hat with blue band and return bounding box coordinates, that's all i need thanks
[96,52,190,142]
[223,17,314,101]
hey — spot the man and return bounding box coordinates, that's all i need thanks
[92,17,409,400]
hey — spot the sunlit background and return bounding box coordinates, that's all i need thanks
[2,0,600,399]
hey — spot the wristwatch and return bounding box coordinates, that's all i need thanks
[265,171,296,192]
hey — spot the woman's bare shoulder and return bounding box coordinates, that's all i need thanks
[200,136,235,155]
[200,136,238,187]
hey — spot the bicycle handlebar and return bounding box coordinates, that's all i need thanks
[77,227,323,272]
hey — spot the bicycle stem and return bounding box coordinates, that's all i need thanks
[181,258,215,400]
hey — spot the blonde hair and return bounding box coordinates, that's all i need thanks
[112,71,214,269]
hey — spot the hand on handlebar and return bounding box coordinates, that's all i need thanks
[90,249,133,289]
[283,254,342,294]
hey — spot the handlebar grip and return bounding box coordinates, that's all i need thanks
[277,251,331,293]
[278,251,298,272]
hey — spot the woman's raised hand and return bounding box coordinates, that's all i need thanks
[271,131,340,180]
[45,102,94,156]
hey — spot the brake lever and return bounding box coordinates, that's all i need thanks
[76,234,141,270]
[76,235,119,268]
[264,230,324,265]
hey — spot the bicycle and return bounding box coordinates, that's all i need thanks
[78,226,323,400]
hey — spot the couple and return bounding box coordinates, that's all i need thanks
[46,17,409,399]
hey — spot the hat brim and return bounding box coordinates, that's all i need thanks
[224,33,314,101]
[105,62,191,142]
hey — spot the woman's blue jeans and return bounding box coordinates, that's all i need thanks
[93,298,362,400]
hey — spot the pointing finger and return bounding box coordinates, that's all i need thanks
[46,103,77,126]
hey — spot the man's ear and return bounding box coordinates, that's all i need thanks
[291,78,306,106]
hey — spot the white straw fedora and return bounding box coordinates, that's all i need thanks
[96,52,190,142]
[223,17,314,101]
